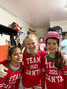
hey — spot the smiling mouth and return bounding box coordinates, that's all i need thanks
[49,49,55,51]
[17,58,22,62]
[30,48,34,50]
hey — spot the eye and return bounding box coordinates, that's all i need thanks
[47,42,51,45]
[13,53,18,56]
[53,42,56,45]
[19,52,22,55]
[32,42,35,45]
[27,43,30,45]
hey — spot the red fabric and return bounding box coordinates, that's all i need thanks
[0,62,23,89]
[63,66,67,89]
[13,27,18,31]
[62,52,66,55]
[22,51,48,88]
[0,59,9,64]
[41,56,46,89]
[41,55,67,89]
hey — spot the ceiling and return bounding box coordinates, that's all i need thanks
[0,0,67,28]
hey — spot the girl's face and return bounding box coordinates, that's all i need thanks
[39,38,43,42]
[47,39,59,54]
[10,48,23,65]
[25,38,37,53]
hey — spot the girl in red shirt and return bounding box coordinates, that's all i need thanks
[22,34,48,89]
[38,37,46,51]
[41,32,67,89]
[0,46,23,89]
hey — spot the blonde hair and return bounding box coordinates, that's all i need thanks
[24,34,38,45]
[24,34,38,52]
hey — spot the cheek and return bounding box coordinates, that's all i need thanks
[20,54,23,58]
[56,44,59,48]
[46,45,49,48]
[56,46,59,49]
[13,55,17,59]
[26,45,29,48]
[34,44,37,48]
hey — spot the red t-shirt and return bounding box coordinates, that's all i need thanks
[41,54,67,89]
[0,62,23,89]
[22,50,48,88]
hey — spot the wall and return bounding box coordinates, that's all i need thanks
[0,7,49,44]
[0,7,32,45]
[50,21,67,32]
[33,27,48,40]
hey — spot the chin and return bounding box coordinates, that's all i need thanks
[30,50,35,52]
[50,51,55,54]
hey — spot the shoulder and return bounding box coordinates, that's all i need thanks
[39,50,48,54]
[23,52,27,60]
[64,55,67,65]
[38,51,48,59]
[23,52,27,56]
[0,59,9,65]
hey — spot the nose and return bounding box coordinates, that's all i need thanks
[30,44,33,47]
[50,44,53,47]
[18,54,21,58]
[18,55,21,57]
[18,53,23,57]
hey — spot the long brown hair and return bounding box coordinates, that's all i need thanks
[55,50,65,69]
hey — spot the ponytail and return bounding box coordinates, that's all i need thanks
[54,50,65,69]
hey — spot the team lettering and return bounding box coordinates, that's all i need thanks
[26,57,41,64]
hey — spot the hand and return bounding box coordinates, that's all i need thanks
[0,64,8,78]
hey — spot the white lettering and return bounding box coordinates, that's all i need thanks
[49,70,58,75]
[30,64,38,69]
[9,73,20,82]
[26,57,40,64]
[26,69,31,75]
[46,74,63,83]
[26,69,41,76]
